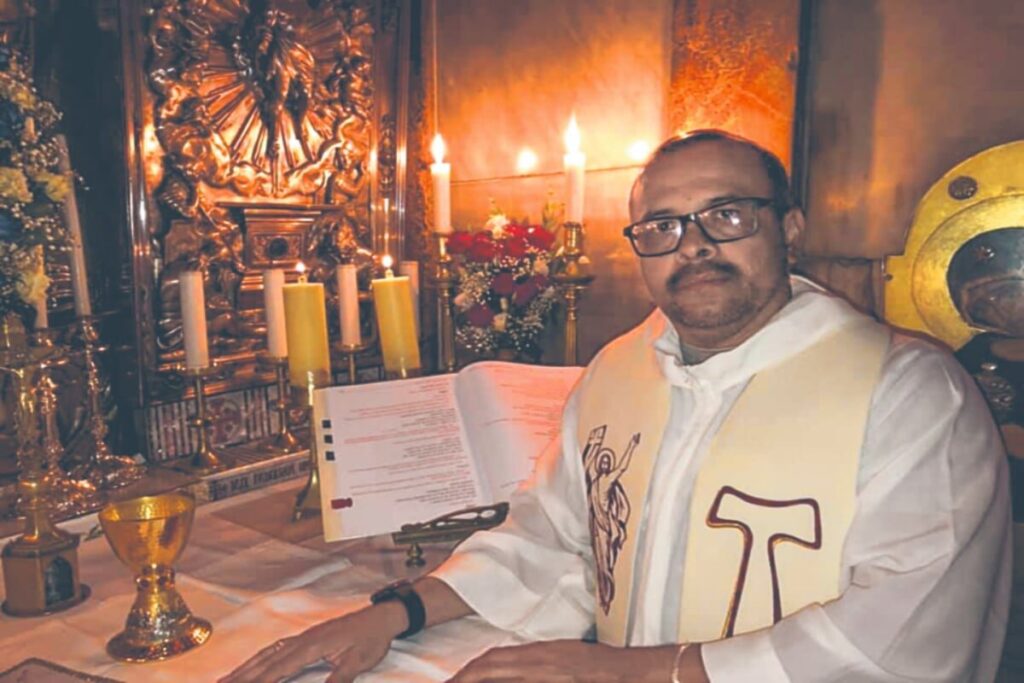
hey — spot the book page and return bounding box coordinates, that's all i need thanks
[314,376,486,541]
[455,361,583,501]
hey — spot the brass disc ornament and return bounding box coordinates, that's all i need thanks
[885,141,1024,349]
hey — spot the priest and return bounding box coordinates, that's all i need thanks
[223,131,1011,683]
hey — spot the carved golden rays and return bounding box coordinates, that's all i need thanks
[150,0,372,199]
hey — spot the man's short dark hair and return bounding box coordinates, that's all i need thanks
[647,130,794,217]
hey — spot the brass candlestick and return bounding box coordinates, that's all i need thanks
[334,342,366,385]
[293,370,323,522]
[70,316,143,489]
[38,357,101,517]
[551,222,595,366]
[0,315,90,617]
[257,353,301,454]
[432,233,458,373]
[178,366,225,474]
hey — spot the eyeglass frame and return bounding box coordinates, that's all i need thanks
[621,196,781,258]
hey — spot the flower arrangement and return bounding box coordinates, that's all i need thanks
[0,45,72,323]
[449,203,560,359]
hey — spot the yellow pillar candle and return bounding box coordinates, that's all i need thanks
[283,264,331,387]
[372,256,421,378]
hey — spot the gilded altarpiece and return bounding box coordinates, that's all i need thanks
[119,0,410,460]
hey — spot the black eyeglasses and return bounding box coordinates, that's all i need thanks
[622,197,776,257]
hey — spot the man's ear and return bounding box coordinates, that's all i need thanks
[781,206,805,250]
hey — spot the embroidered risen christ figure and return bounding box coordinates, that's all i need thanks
[583,425,639,613]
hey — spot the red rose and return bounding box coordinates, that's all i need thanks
[469,233,497,262]
[492,272,516,296]
[447,231,473,255]
[512,281,538,306]
[505,223,528,239]
[513,275,549,306]
[526,225,555,250]
[502,236,529,258]
[466,303,495,327]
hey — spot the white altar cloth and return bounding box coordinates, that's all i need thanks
[0,481,522,682]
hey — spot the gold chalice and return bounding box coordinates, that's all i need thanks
[99,492,212,662]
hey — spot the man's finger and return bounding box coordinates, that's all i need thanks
[222,637,321,683]
[220,638,293,682]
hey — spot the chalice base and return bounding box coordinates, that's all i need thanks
[106,615,212,663]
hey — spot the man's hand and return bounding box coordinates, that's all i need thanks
[220,577,474,683]
[446,640,690,683]
[219,601,404,683]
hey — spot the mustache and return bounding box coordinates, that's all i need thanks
[667,262,739,290]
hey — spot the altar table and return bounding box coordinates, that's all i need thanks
[0,481,526,682]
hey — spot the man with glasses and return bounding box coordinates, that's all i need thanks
[224,131,1010,683]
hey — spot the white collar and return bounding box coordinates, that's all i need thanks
[649,276,870,388]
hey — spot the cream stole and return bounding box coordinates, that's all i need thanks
[577,318,889,646]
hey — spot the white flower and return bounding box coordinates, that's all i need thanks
[485,213,510,237]
[533,259,549,276]
[493,312,508,332]
[16,267,49,306]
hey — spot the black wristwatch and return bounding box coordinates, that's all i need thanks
[370,580,426,639]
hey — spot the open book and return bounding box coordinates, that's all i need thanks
[312,361,584,541]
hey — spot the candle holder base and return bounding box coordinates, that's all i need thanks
[263,429,302,454]
[256,353,303,454]
[70,455,145,491]
[73,316,144,490]
[175,367,226,475]
[292,464,321,522]
[42,472,101,519]
[169,448,227,476]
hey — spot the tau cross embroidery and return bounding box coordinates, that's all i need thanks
[706,485,823,637]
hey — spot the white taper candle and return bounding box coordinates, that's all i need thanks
[56,135,91,317]
[263,268,287,357]
[430,133,452,235]
[336,263,361,346]
[179,271,209,370]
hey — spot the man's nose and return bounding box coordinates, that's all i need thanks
[675,220,717,261]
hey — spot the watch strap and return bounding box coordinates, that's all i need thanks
[370,581,426,639]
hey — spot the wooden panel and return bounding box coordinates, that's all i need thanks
[669,0,801,169]
[802,0,1024,259]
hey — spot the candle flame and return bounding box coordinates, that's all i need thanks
[431,133,447,165]
[564,114,581,154]
[382,254,393,270]
[516,148,539,174]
